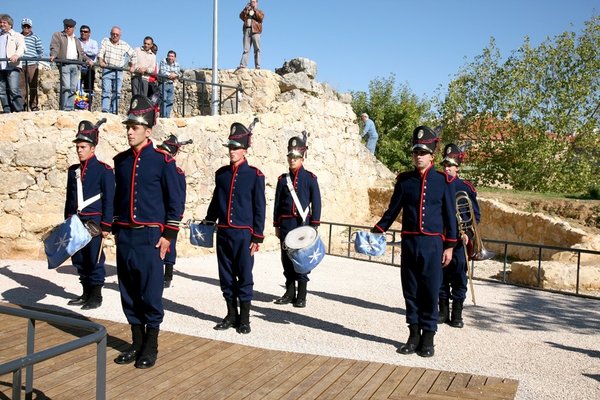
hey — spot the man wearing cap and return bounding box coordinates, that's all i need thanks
[64,119,114,309]
[157,135,189,288]
[205,122,266,334]
[50,19,93,111]
[372,125,457,357]
[438,143,480,328]
[20,18,44,111]
[273,133,321,308]
[112,95,185,369]
[0,14,25,113]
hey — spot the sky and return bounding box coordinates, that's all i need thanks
[4,1,598,99]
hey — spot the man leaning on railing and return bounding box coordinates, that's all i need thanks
[158,50,181,118]
[49,18,93,111]
[97,26,136,114]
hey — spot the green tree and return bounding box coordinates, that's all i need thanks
[351,74,432,172]
[438,15,600,193]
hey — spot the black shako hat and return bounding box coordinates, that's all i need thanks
[287,131,309,158]
[442,143,465,166]
[122,95,157,127]
[411,125,440,154]
[73,118,106,146]
[224,122,252,149]
[158,134,192,156]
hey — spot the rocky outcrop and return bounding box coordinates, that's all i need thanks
[0,60,395,260]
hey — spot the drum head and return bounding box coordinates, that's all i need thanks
[284,226,317,250]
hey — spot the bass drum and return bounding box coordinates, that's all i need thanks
[283,226,325,274]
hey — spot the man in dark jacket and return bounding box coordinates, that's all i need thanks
[64,118,114,310]
[206,121,266,334]
[273,133,321,308]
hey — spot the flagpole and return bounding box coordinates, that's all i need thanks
[211,0,219,116]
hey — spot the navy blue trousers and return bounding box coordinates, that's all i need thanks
[439,243,468,302]
[216,229,254,302]
[116,227,164,329]
[71,233,106,286]
[400,235,443,332]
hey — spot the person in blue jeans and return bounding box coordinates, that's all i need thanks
[360,113,379,154]
[158,50,181,117]
[0,14,25,112]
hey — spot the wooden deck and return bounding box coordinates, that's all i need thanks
[0,311,518,400]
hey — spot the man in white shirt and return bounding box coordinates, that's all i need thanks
[79,25,98,98]
[50,19,93,111]
[132,36,156,97]
[0,14,25,112]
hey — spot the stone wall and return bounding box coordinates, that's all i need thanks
[0,64,395,261]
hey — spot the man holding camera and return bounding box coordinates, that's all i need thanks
[237,0,264,70]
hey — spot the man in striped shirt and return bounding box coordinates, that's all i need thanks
[19,18,44,111]
[97,26,136,113]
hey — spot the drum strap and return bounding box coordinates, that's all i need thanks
[286,174,309,224]
[76,168,102,213]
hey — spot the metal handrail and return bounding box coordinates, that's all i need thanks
[0,304,107,400]
[3,56,242,116]
[320,221,600,299]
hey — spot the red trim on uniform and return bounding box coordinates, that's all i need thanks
[462,179,477,193]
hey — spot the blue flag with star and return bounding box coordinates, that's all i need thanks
[43,215,92,269]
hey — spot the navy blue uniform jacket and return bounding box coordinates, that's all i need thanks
[206,158,266,243]
[273,166,321,229]
[374,163,458,248]
[453,176,480,224]
[64,155,115,232]
[113,140,185,240]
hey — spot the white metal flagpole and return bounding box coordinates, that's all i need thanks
[211,0,219,116]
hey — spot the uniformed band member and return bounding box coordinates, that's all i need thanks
[439,143,480,328]
[157,134,189,289]
[112,95,185,369]
[65,119,114,310]
[372,126,457,357]
[205,122,266,334]
[273,133,321,308]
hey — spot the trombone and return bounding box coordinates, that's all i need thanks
[455,191,495,305]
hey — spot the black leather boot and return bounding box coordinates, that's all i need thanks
[67,283,89,306]
[164,263,174,288]
[438,298,450,324]
[274,281,296,304]
[81,285,103,310]
[293,281,307,308]
[214,299,239,330]
[114,324,144,364]
[417,330,435,357]
[449,300,464,328]
[236,301,251,334]
[398,324,421,355]
[135,327,159,369]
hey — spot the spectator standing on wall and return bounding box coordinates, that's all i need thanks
[132,36,156,97]
[79,25,98,98]
[237,0,264,70]
[0,14,25,113]
[50,18,93,111]
[19,18,44,111]
[360,113,379,154]
[158,50,180,118]
[97,26,136,113]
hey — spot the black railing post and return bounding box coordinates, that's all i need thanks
[537,247,543,287]
[575,251,581,295]
[25,318,35,400]
[23,60,30,112]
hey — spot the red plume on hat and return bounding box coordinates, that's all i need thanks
[73,118,107,146]
[224,117,259,149]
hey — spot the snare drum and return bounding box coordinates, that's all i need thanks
[283,226,325,274]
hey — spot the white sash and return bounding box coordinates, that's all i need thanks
[286,174,309,224]
[76,168,102,213]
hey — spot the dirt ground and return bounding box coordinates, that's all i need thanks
[478,189,600,233]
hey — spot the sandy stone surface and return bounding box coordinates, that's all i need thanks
[1,252,599,400]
